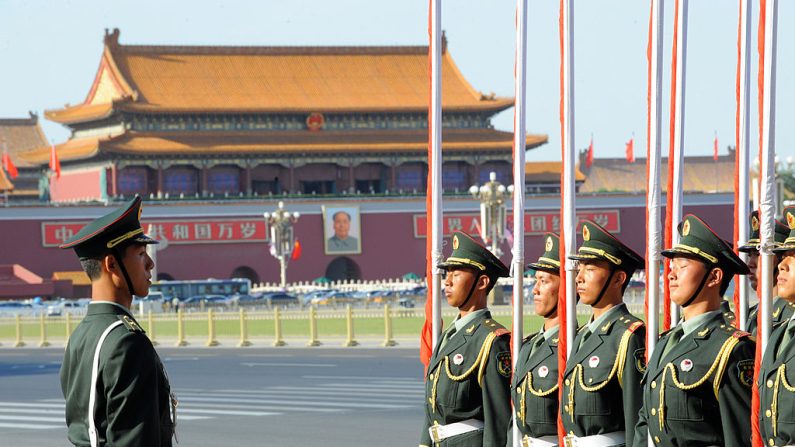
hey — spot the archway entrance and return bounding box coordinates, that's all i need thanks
[325,257,362,281]
[230,266,260,284]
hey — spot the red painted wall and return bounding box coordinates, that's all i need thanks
[50,168,103,202]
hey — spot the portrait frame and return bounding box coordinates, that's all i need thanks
[322,205,362,255]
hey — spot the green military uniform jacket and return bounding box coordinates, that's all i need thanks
[561,304,645,446]
[758,319,795,446]
[721,300,738,327]
[509,326,560,444]
[632,311,755,447]
[746,297,795,336]
[420,311,512,447]
[61,302,173,447]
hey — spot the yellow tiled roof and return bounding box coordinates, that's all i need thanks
[52,271,91,286]
[0,113,49,167]
[579,156,735,193]
[46,29,514,124]
[0,165,13,191]
[19,130,548,164]
[525,161,585,181]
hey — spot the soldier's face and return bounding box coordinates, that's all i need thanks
[668,256,711,306]
[333,213,350,239]
[533,271,560,317]
[122,243,155,297]
[747,252,759,290]
[443,267,479,308]
[575,260,612,306]
[777,252,795,300]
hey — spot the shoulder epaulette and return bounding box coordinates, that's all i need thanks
[627,321,644,333]
[483,318,508,335]
[731,329,751,340]
[494,328,510,337]
[118,315,144,333]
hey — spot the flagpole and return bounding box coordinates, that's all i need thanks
[669,0,688,326]
[556,0,576,443]
[736,0,752,334]
[429,0,443,350]
[758,0,778,353]
[645,0,664,388]
[511,1,528,445]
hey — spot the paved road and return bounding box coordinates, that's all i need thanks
[0,346,426,446]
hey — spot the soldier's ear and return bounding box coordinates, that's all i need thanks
[477,274,491,291]
[613,270,627,289]
[709,267,723,288]
[102,254,116,274]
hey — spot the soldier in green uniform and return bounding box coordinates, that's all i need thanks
[420,231,512,447]
[509,233,563,447]
[758,206,795,446]
[60,196,176,447]
[742,210,793,335]
[632,214,755,447]
[561,220,646,446]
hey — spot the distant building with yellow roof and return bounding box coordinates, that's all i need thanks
[21,29,547,202]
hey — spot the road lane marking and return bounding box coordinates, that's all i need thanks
[241,362,336,368]
[177,396,410,409]
[0,423,61,430]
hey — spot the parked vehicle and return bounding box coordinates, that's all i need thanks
[46,299,87,317]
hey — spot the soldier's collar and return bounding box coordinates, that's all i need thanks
[453,308,489,334]
[587,303,627,334]
[680,309,722,338]
[89,300,133,317]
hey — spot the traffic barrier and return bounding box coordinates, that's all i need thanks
[175,309,188,347]
[147,310,157,346]
[343,304,359,347]
[39,313,50,347]
[14,314,24,347]
[382,304,397,347]
[238,309,251,347]
[307,305,321,347]
[206,309,220,347]
[273,307,286,347]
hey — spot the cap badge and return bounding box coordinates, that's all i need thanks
[589,355,600,368]
[538,365,549,378]
[682,219,691,236]
[452,235,460,250]
[788,211,795,230]
[752,215,760,231]
[583,225,590,241]
[453,353,464,365]
[680,358,693,372]
[545,237,553,252]
[138,204,143,221]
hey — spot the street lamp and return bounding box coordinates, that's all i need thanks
[264,201,300,288]
[469,171,514,256]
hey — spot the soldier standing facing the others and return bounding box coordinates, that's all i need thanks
[420,231,513,447]
[60,196,176,447]
[509,233,563,447]
[560,220,646,447]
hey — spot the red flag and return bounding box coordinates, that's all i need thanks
[586,136,594,168]
[713,134,719,161]
[2,150,18,179]
[291,239,302,261]
[625,137,635,163]
[49,144,61,179]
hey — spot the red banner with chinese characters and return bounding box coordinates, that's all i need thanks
[412,210,620,238]
[42,219,268,247]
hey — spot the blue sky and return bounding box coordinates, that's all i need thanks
[0,0,793,162]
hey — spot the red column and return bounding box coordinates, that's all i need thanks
[110,163,118,197]
[157,165,164,196]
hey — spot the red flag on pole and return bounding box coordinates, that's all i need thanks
[586,136,594,168]
[291,239,302,261]
[713,133,719,161]
[2,150,18,179]
[625,137,635,163]
[49,144,61,179]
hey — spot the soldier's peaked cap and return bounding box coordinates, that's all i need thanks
[662,214,750,275]
[569,220,644,272]
[438,231,510,278]
[59,195,158,259]
[527,232,561,275]
[773,205,795,253]
[738,210,789,253]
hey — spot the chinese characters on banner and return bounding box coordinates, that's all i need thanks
[412,210,620,237]
[42,219,267,247]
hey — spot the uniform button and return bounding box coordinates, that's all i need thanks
[517,411,521,418]
[650,408,656,416]
[429,373,434,380]
[651,380,656,389]
[569,431,574,435]
[768,380,774,388]
[769,439,775,446]
[766,409,772,417]
[654,436,660,443]
[565,379,570,386]
[564,405,570,412]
